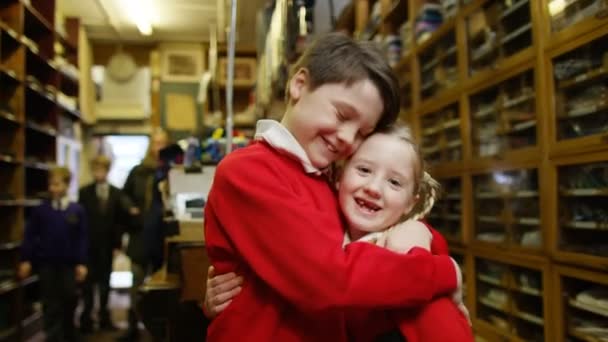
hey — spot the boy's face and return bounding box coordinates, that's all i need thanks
[282,69,383,169]
[338,133,418,237]
[151,133,169,160]
[93,164,109,183]
[49,175,68,199]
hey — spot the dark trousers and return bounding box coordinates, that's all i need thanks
[40,265,77,342]
[128,262,146,333]
[81,261,112,326]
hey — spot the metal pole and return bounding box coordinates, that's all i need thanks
[225,0,237,154]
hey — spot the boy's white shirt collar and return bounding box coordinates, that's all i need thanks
[52,196,70,210]
[254,120,323,175]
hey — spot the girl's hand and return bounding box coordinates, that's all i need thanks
[384,220,432,253]
[202,266,244,319]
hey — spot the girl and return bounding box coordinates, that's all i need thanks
[206,122,473,341]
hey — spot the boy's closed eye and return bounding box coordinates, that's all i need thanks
[356,165,371,174]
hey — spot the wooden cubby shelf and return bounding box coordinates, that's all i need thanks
[0,0,81,338]
[337,0,608,340]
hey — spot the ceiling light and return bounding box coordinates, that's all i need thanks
[123,0,154,36]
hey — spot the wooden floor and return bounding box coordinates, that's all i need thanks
[26,291,153,342]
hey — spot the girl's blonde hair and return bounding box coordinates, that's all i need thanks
[376,122,440,220]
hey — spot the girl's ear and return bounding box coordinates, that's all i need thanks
[403,193,420,217]
[288,68,309,102]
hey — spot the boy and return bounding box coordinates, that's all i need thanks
[78,155,136,333]
[19,166,88,342]
[204,33,462,341]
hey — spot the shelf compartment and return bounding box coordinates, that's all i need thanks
[548,0,608,34]
[25,47,57,86]
[0,326,17,340]
[25,121,57,137]
[558,65,608,90]
[0,278,17,295]
[558,160,608,258]
[500,23,532,46]
[470,68,536,158]
[418,26,458,100]
[556,266,608,342]
[467,0,533,76]
[23,3,53,41]
[561,188,608,196]
[426,177,463,244]
[0,109,20,125]
[552,35,608,145]
[473,168,540,248]
[569,297,608,318]
[420,103,462,166]
[474,257,547,341]
[0,23,22,71]
[500,0,530,19]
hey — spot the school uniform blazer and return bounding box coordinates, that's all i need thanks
[79,183,131,265]
[21,200,88,267]
[204,141,458,342]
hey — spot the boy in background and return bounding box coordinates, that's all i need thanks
[78,155,137,333]
[19,166,88,342]
[204,33,461,341]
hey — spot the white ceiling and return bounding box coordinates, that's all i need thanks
[60,0,266,44]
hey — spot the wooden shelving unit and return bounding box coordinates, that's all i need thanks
[0,0,81,338]
[337,0,608,340]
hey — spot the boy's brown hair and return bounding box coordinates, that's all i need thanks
[49,166,72,185]
[91,155,112,170]
[286,32,400,130]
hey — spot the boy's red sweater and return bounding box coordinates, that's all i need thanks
[204,142,457,341]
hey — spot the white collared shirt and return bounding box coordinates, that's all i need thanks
[96,182,109,201]
[52,196,70,211]
[254,120,323,175]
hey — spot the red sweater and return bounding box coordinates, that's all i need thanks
[347,225,473,342]
[204,142,457,341]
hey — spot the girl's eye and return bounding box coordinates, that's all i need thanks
[389,179,402,187]
[336,112,346,121]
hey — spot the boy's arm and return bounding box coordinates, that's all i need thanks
[77,206,89,265]
[20,206,41,262]
[205,158,458,313]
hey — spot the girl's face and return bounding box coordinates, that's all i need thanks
[338,133,419,240]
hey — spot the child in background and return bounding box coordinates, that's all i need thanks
[18,166,88,342]
[205,123,473,342]
[78,155,136,333]
[203,32,462,342]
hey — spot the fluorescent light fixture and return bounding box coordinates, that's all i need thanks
[123,0,154,36]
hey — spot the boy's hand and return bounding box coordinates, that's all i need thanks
[129,207,140,216]
[17,262,32,279]
[383,220,432,253]
[450,258,470,324]
[202,266,243,319]
[75,264,88,282]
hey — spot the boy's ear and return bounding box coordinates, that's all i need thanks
[289,68,309,102]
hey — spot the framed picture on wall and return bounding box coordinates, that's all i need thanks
[161,45,205,83]
[217,57,256,87]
